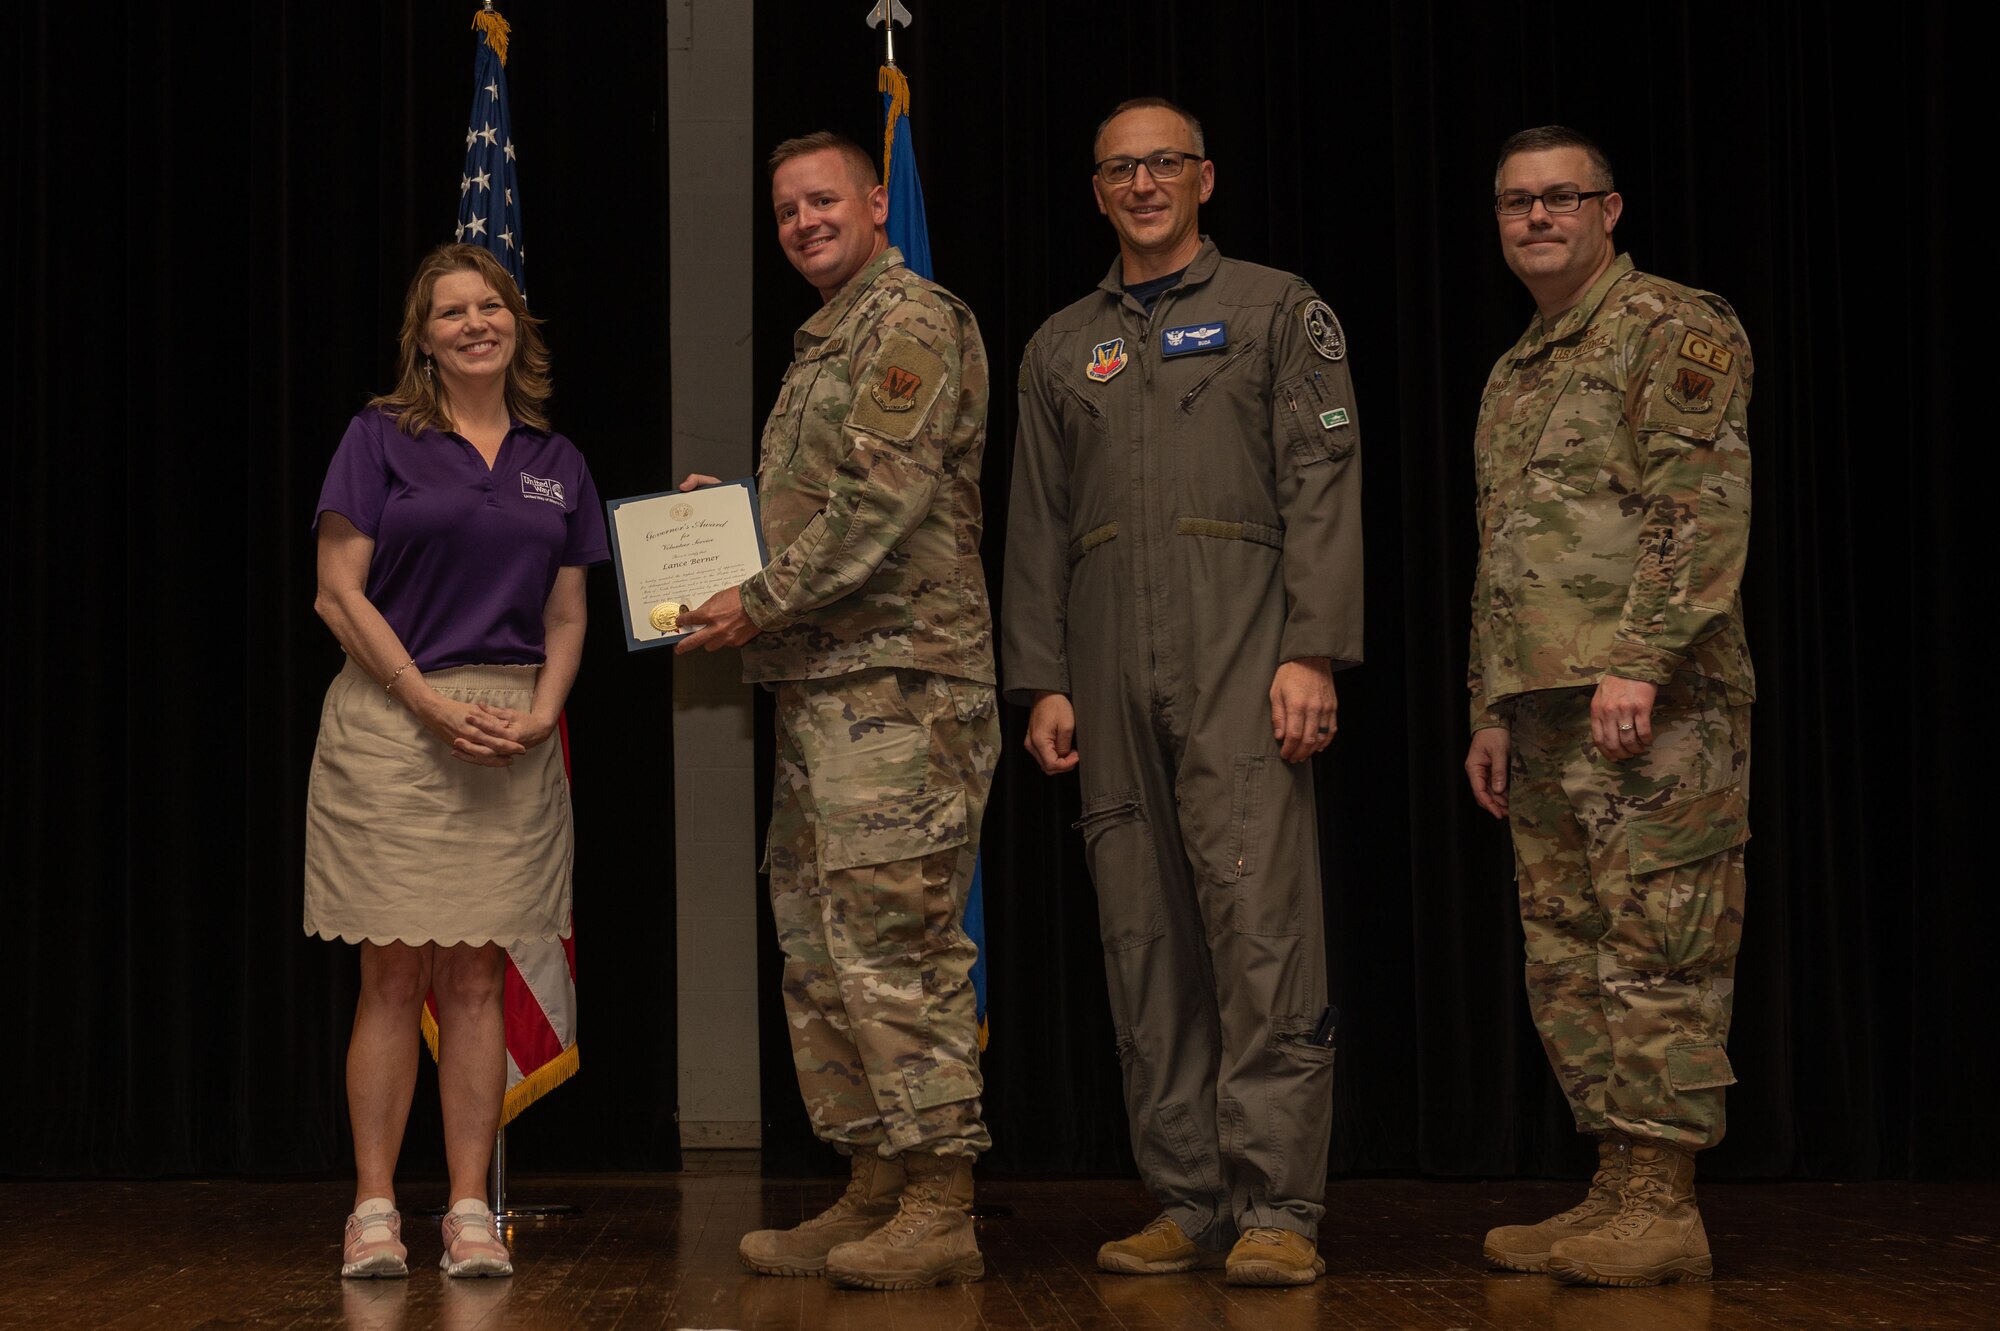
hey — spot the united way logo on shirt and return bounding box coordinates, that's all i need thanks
[520,472,566,506]
[1160,322,1226,357]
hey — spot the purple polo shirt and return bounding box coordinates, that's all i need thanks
[314,408,610,670]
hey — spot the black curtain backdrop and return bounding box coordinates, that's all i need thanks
[8,1,1983,1185]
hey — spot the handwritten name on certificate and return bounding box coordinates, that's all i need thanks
[605,481,768,650]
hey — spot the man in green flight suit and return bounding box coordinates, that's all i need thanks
[1465,125,1755,1287]
[1004,97,1364,1287]
[678,131,996,1292]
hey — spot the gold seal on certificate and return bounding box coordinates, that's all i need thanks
[605,479,768,652]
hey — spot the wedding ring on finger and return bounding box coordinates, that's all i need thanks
[1617,721,1635,732]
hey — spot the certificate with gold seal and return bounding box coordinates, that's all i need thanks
[605,479,767,651]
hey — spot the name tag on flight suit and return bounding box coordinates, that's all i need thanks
[1160,322,1227,357]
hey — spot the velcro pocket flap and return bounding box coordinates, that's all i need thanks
[1627,782,1749,876]
[817,786,969,873]
[1666,1040,1737,1091]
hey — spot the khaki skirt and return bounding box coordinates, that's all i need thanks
[304,658,573,947]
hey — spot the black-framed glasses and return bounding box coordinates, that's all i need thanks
[1494,189,1610,216]
[1095,151,1203,186]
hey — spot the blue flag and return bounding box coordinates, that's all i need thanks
[878,66,933,282]
[457,11,526,299]
[881,62,983,1046]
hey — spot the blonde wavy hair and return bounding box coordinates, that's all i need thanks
[369,243,552,436]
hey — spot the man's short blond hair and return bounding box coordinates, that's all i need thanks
[767,131,879,190]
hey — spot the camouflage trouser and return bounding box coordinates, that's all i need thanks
[1506,674,1750,1150]
[766,667,998,1159]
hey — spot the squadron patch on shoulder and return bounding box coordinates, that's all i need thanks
[1678,330,1734,375]
[1086,337,1128,382]
[1662,366,1716,413]
[870,364,924,412]
[846,332,950,443]
[1301,299,1345,361]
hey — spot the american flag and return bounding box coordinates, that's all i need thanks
[455,8,525,298]
[419,7,580,1127]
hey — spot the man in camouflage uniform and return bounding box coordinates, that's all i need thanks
[678,131,996,1291]
[1003,98,1363,1287]
[1464,125,1754,1287]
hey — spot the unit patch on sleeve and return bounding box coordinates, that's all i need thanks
[846,332,951,442]
[1160,322,1227,357]
[1319,407,1350,430]
[870,365,924,412]
[1301,299,1346,361]
[1086,337,1128,383]
[1662,366,1716,413]
[1679,330,1734,375]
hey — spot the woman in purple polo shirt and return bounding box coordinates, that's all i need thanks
[303,244,608,1280]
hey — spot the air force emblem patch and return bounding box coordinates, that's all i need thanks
[1086,338,1128,383]
[1160,322,1227,357]
[869,364,924,412]
[1301,299,1345,361]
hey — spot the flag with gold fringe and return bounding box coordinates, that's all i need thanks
[880,56,988,1049]
[419,6,580,1125]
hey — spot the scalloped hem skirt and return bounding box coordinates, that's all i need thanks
[303,658,573,948]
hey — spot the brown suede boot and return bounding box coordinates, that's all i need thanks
[1483,1137,1630,1273]
[1547,1140,1712,1286]
[739,1152,905,1276]
[824,1151,984,1290]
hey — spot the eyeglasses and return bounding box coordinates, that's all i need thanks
[1095,151,1203,186]
[1494,189,1610,216]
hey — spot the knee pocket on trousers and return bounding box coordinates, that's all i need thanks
[1075,792,1163,951]
[1666,1041,1737,1092]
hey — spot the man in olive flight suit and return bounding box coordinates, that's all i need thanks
[679,131,996,1292]
[1465,125,1755,1288]
[1003,97,1364,1288]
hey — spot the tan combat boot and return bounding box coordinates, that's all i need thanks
[1098,1215,1228,1274]
[1483,1136,1630,1273]
[1546,1139,1711,1286]
[739,1151,905,1276]
[824,1151,983,1290]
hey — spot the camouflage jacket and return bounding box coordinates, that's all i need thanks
[1470,253,1755,729]
[1002,239,1364,706]
[738,248,996,685]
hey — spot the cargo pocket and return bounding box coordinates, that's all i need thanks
[818,787,970,873]
[1627,783,1749,876]
[817,787,970,956]
[1666,1040,1737,1091]
[902,1054,981,1111]
[1074,791,1161,952]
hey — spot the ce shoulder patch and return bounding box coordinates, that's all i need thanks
[848,332,950,442]
[1300,298,1345,361]
[1644,328,1738,439]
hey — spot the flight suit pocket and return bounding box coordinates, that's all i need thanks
[1052,369,1109,435]
[1275,371,1355,465]
[1074,791,1162,952]
[1179,335,1261,415]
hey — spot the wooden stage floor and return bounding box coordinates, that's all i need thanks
[2,1165,1996,1330]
